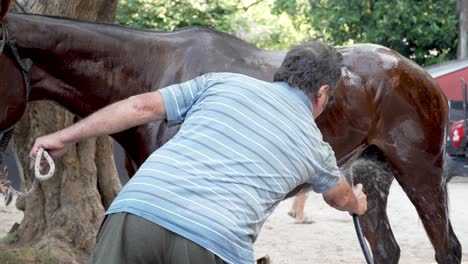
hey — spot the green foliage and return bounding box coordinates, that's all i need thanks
[3,232,18,245]
[118,1,240,33]
[232,2,310,50]
[117,0,307,50]
[273,0,458,66]
[0,243,58,264]
[117,0,459,65]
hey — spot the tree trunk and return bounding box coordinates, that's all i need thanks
[458,0,468,59]
[10,0,120,262]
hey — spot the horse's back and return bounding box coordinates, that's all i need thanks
[149,27,283,83]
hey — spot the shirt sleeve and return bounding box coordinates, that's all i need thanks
[159,73,213,127]
[309,141,344,193]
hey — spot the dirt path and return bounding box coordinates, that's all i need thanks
[0,196,22,238]
[1,178,467,263]
[254,177,468,263]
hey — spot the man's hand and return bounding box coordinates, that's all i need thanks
[29,133,68,169]
[322,178,368,215]
[352,184,367,215]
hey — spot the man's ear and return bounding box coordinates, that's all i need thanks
[316,84,330,107]
[311,84,330,118]
[317,85,329,97]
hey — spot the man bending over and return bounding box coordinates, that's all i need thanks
[30,39,367,264]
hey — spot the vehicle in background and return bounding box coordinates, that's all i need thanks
[425,58,468,181]
[445,78,468,181]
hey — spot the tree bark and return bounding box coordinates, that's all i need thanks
[10,0,120,262]
[458,0,468,59]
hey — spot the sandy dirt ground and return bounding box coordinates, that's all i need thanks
[0,196,23,239]
[254,177,468,264]
[1,177,467,263]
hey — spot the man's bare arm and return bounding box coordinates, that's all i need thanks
[322,178,367,215]
[59,91,165,144]
[29,91,166,162]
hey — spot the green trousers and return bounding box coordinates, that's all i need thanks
[90,212,226,264]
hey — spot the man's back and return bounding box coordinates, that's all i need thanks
[107,72,341,263]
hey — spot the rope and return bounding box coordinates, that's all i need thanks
[6,148,55,198]
[34,148,55,181]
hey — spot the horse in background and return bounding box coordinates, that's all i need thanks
[0,2,461,263]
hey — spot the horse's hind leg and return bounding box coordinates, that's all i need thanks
[345,146,399,264]
[382,146,461,264]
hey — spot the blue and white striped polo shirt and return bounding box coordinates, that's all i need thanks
[107,72,343,263]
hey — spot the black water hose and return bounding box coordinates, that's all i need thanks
[352,214,373,264]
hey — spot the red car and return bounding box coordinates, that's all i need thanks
[445,78,468,181]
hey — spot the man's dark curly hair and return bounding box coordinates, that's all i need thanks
[274,39,343,97]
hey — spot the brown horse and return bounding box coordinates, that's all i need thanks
[0,53,26,132]
[0,3,461,264]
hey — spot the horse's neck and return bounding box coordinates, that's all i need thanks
[6,14,284,164]
[9,14,173,117]
[8,14,283,119]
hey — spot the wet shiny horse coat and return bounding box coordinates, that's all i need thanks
[0,53,26,132]
[0,5,462,264]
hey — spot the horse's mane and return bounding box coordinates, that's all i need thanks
[11,12,262,50]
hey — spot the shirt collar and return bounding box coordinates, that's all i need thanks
[276,82,313,112]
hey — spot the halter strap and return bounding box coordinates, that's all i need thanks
[0,19,33,163]
[0,128,14,164]
[0,20,33,97]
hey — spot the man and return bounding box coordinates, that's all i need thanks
[30,39,367,264]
